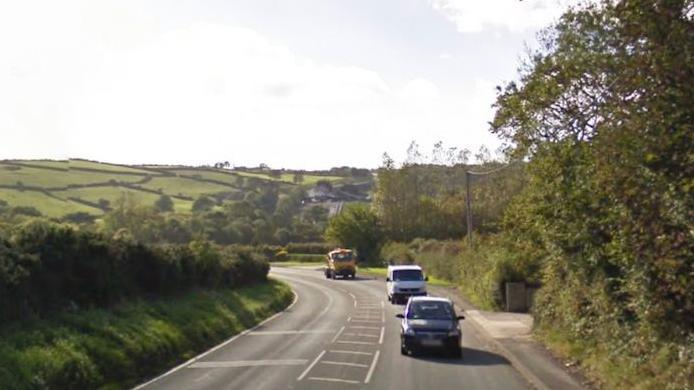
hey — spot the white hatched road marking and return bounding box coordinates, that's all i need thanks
[364,350,381,384]
[308,377,360,384]
[329,350,373,356]
[321,361,369,368]
[343,333,378,338]
[188,359,307,368]
[297,350,326,381]
[348,325,380,330]
[336,340,376,345]
[331,326,346,343]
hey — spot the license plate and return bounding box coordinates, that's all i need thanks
[420,339,443,347]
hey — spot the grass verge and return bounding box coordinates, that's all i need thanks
[270,261,323,268]
[0,280,293,390]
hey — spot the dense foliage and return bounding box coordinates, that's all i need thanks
[0,220,268,323]
[324,203,384,264]
[373,143,525,242]
[100,185,330,246]
[490,1,693,387]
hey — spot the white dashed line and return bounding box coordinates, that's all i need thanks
[378,326,385,344]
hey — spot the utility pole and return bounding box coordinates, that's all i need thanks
[466,171,472,243]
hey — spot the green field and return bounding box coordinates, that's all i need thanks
[0,188,100,217]
[0,159,364,218]
[140,176,237,198]
[235,171,343,185]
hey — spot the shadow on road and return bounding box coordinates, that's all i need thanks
[410,347,510,366]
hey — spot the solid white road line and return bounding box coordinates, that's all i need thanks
[297,350,326,381]
[249,330,333,335]
[364,350,381,384]
[329,350,373,356]
[188,359,307,368]
[133,289,299,389]
[331,326,346,343]
[348,325,380,330]
[336,340,376,345]
[321,361,369,368]
[343,333,378,338]
[308,377,361,384]
[379,326,385,344]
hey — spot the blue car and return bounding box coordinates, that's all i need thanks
[396,296,464,358]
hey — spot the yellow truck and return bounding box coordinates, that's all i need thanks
[324,248,356,279]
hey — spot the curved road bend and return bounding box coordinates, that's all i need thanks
[137,267,530,390]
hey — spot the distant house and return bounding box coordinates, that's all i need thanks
[306,185,338,202]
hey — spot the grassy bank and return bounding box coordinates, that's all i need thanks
[0,280,293,389]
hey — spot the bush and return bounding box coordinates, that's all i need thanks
[380,242,414,264]
[285,242,332,254]
[0,220,271,324]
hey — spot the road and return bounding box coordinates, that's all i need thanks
[138,266,530,390]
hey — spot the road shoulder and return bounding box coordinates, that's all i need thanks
[428,284,590,390]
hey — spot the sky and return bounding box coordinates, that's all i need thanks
[1,0,576,169]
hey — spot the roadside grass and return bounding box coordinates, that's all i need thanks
[0,280,293,390]
[270,261,324,268]
[535,325,691,390]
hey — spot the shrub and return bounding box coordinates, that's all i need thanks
[0,220,271,324]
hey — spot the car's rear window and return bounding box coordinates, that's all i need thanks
[392,269,423,281]
[407,301,454,320]
[332,252,353,261]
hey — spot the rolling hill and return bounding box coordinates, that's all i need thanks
[0,159,373,218]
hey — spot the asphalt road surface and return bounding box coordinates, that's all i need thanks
[137,267,530,390]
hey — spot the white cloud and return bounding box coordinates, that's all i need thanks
[0,0,503,168]
[429,0,578,33]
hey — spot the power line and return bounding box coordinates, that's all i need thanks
[465,161,521,243]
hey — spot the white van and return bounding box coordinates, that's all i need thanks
[386,265,428,304]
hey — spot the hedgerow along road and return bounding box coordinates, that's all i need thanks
[136,266,530,389]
